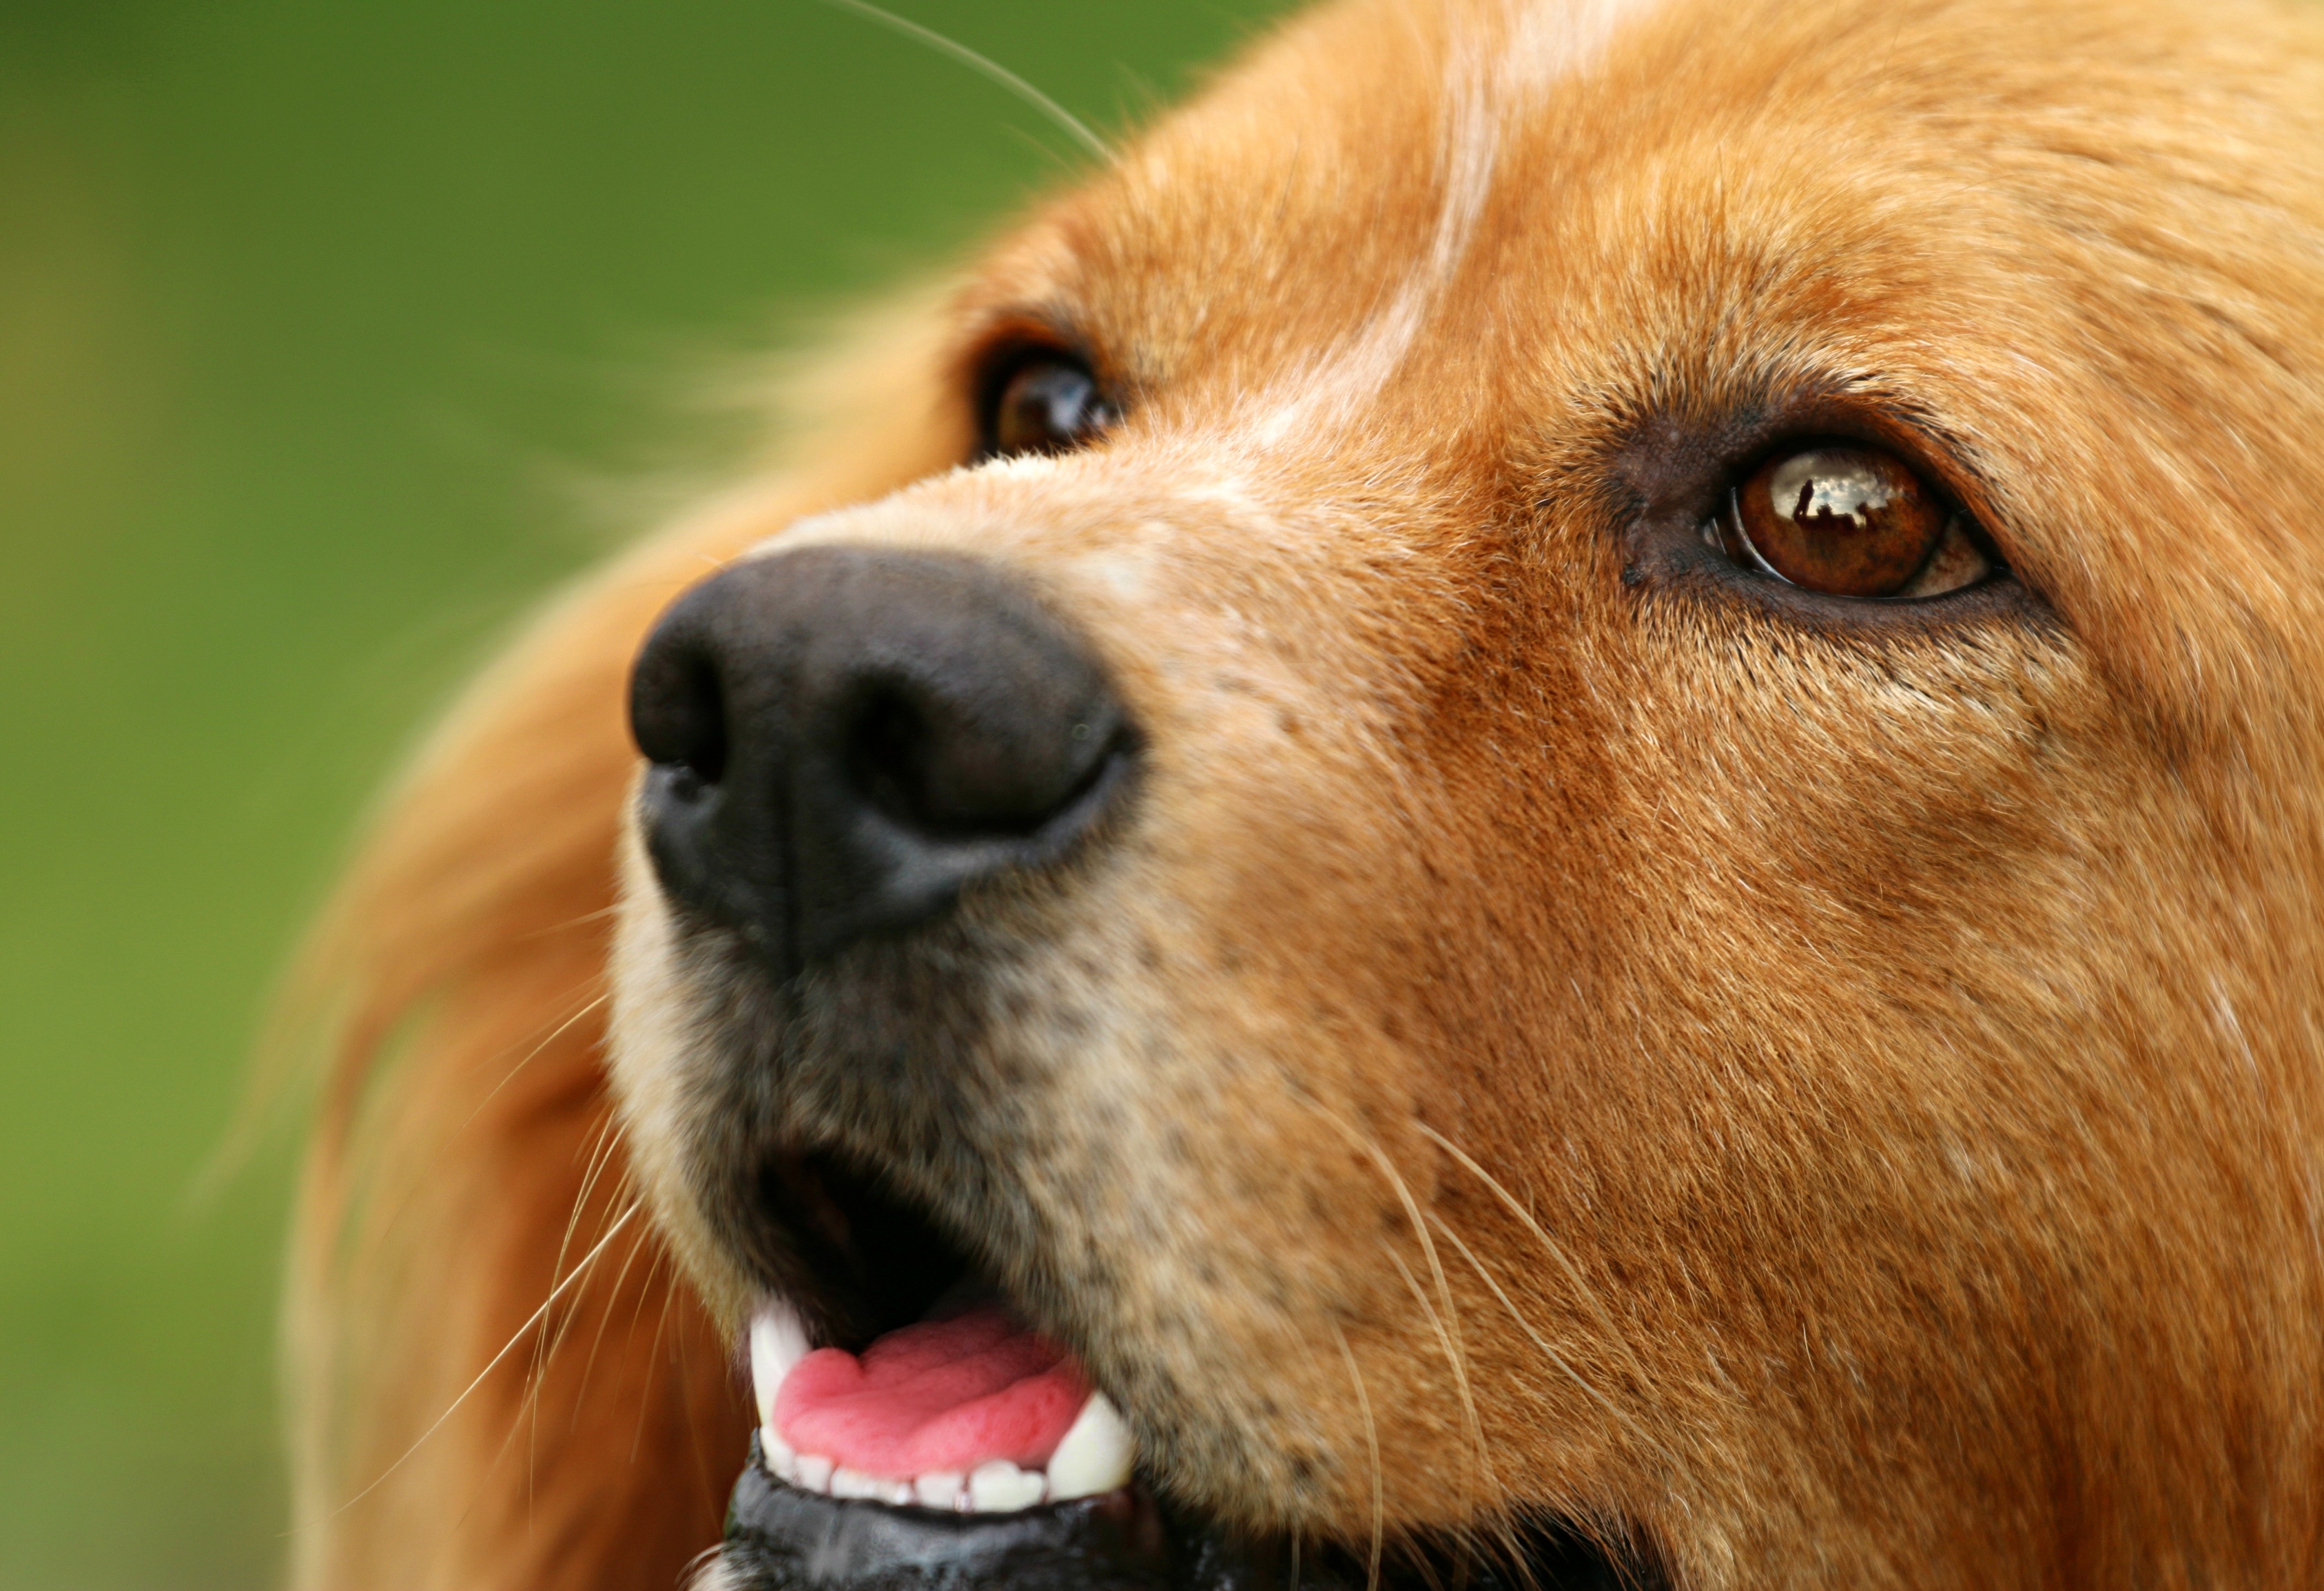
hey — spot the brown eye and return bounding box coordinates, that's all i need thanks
[983,353,1117,460]
[1707,442,1993,599]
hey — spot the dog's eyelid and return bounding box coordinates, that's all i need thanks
[1809,407,2017,557]
[959,307,1111,391]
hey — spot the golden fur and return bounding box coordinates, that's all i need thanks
[288,0,2324,1585]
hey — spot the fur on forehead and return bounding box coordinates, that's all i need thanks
[970,0,2324,741]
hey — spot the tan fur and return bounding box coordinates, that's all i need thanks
[289,1,2324,1585]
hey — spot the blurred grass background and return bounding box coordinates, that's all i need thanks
[0,3,1282,1584]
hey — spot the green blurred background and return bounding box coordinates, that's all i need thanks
[0,3,1282,1584]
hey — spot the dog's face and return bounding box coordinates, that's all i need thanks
[605,0,2324,1583]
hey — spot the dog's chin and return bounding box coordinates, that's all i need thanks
[678,1147,1649,1591]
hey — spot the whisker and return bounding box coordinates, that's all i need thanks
[1413,1122,1653,1396]
[393,1091,623,1519]
[1314,1108,1492,1495]
[462,990,611,1131]
[814,0,1112,163]
[289,984,610,1337]
[570,1176,661,1426]
[552,1111,631,1308]
[528,1110,630,1449]
[1384,1245,1501,1504]
[1423,1211,1665,1463]
[313,1199,645,1523]
[1330,1320,1386,1591]
[469,1184,640,1507]
[568,1166,665,1438]
[448,1184,644,1510]
[517,903,625,941]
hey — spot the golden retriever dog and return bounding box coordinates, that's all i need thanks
[283,0,2324,1585]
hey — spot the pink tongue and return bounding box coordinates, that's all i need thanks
[772,1304,1089,1477]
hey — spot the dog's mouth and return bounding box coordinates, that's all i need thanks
[752,1299,1126,1510]
[741,1151,1131,1516]
[710,1151,1648,1591]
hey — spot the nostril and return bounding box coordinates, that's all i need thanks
[847,686,940,834]
[843,676,1124,841]
[631,640,730,788]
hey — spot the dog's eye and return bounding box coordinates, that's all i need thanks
[1705,442,1993,599]
[983,353,1118,460]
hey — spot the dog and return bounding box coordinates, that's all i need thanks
[282,0,2324,1585]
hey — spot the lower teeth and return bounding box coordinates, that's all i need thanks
[759,1431,1042,1513]
[758,1396,1133,1513]
[748,1301,1138,1515]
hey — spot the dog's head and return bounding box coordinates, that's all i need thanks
[603,0,2324,1583]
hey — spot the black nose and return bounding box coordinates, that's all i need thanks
[628,545,1135,974]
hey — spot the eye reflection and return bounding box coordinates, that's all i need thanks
[1767,449,1909,535]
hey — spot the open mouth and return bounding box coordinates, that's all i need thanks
[754,1303,1129,1510]
[740,1151,1133,1516]
[710,1153,1649,1591]
[754,1301,1130,1510]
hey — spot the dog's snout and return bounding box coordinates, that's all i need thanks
[628,545,1133,972]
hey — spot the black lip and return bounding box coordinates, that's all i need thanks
[722,1446,1168,1591]
[720,1438,1653,1591]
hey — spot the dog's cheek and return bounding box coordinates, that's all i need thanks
[1435,602,2247,1540]
[1012,677,1559,1521]
[985,899,1468,1530]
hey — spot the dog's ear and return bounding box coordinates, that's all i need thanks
[280,286,968,1591]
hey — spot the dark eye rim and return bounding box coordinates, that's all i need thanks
[1604,395,2053,640]
[967,327,1120,463]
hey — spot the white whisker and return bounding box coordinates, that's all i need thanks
[1414,1122,1653,1395]
[1315,1107,1492,1492]
[1330,1320,1386,1591]
[815,0,1111,163]
[1426,1211,1665,1462]
[312,1200,646,1523]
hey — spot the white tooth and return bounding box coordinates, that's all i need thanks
[967,1459,1045,1513]
[759,1428,795,1476]
[913,1470,965,1510]
[830,1466,884,1501]
[1043,1393,1135,1501]
[794,1453,834,1493]
[887,1481,918,1507]
[748,1303,811,1433]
